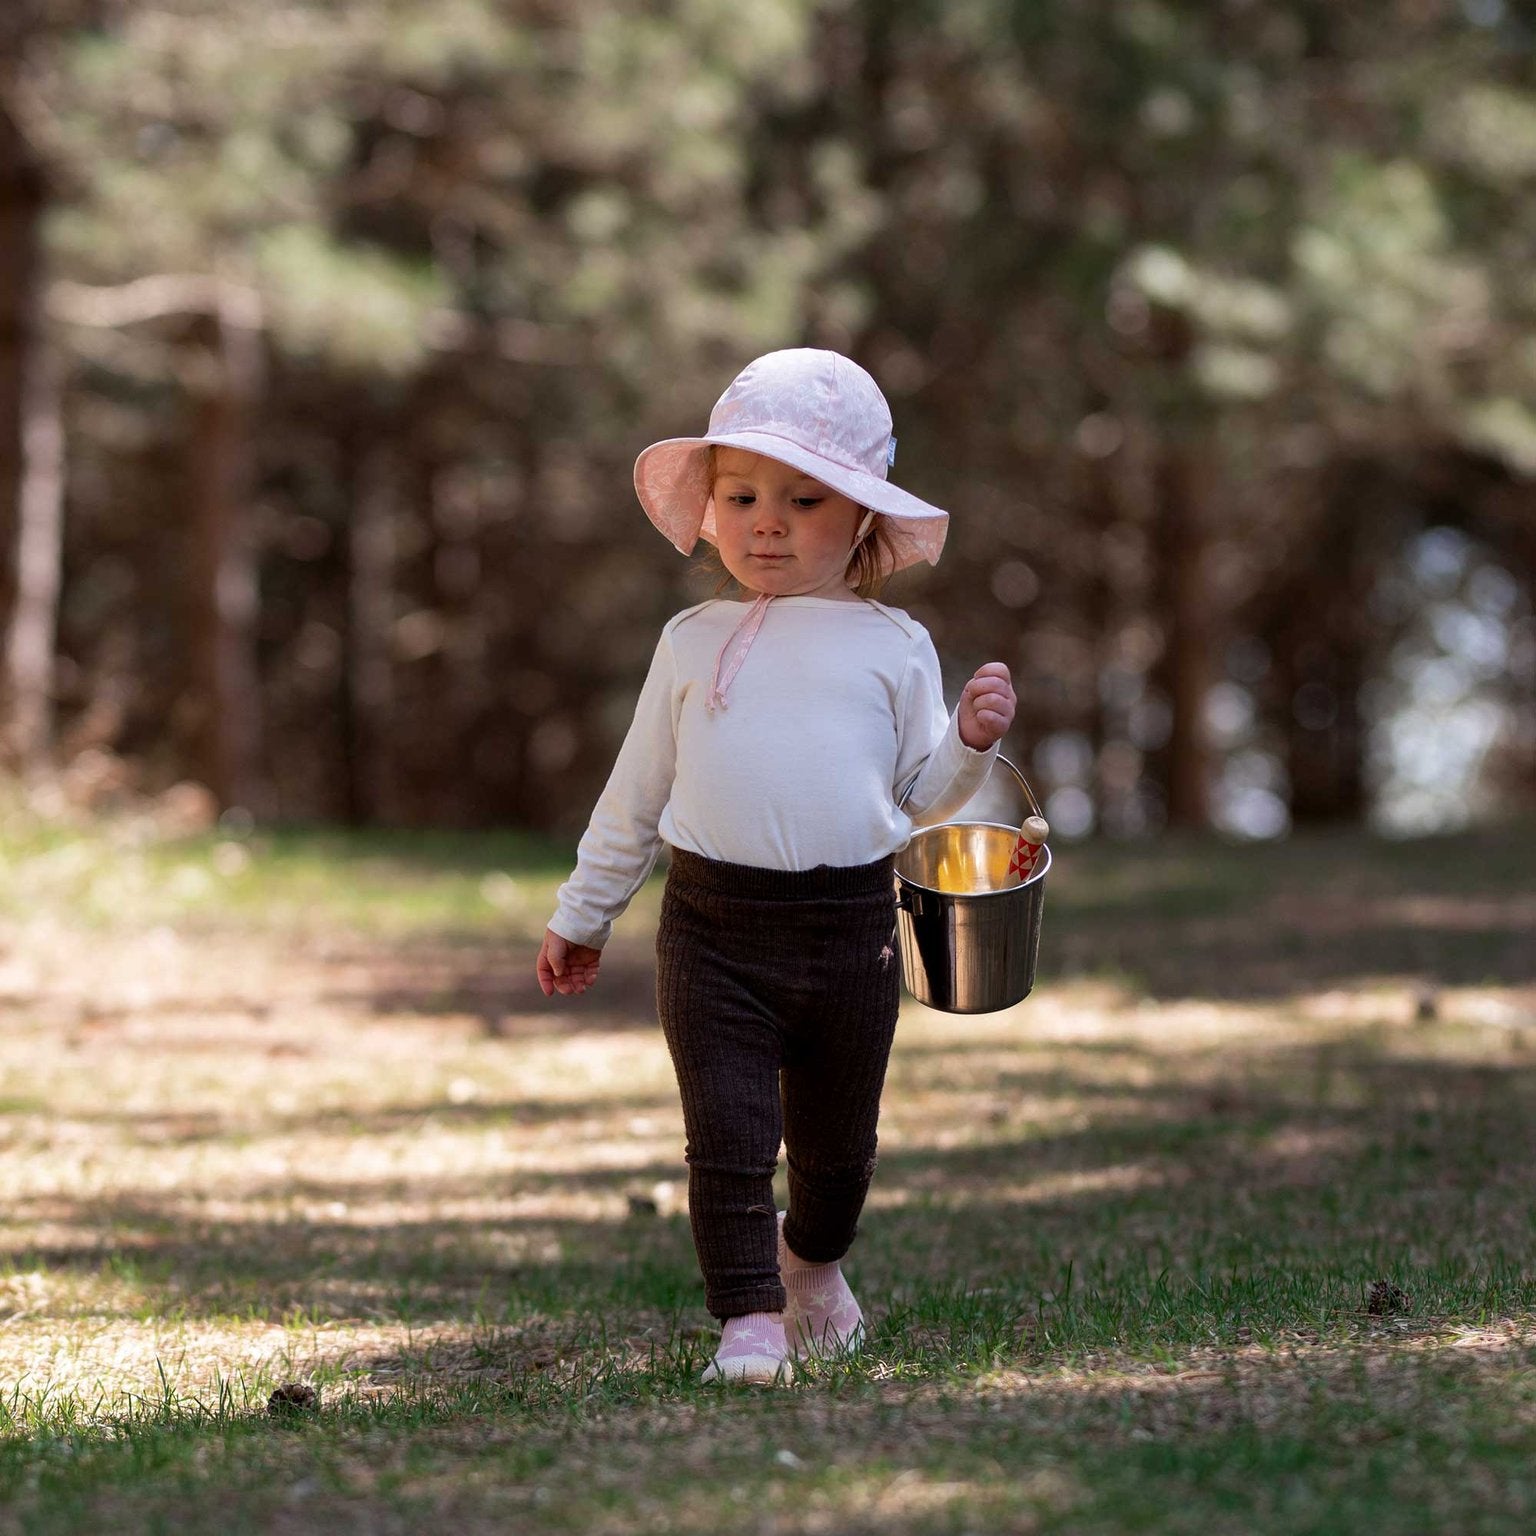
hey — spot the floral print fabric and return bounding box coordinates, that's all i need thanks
[634,349,950,574]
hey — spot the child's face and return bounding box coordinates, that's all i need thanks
[711,449,865,600]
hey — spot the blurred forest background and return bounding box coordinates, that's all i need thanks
[0,0,1533,839]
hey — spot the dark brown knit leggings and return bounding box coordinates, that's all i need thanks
[656,848,901,1320]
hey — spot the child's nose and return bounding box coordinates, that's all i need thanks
[753,502,789,534]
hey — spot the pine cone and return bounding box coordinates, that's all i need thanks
[267,1382,319,1414]
[1366,1280,1410,1316]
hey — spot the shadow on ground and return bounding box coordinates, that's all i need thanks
[307,823,1536,1024]
[11,1037,1535,1335]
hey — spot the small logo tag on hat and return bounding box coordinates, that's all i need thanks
[887,436,897,467]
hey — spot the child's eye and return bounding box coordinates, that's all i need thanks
[724,493,755,506]
[793,497,823,509]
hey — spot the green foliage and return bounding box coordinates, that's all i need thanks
[14,0,1536,828]
[33,0,1534,440]
[255,227,447,375]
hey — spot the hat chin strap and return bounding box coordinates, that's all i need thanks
[844,510,877,580]
[705,591,772,715]
[710,509,878,712]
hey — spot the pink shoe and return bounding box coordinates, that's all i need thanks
[778,1212,866,1359]
[700,1312,795,1385]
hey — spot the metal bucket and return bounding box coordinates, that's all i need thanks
[894,755,1049,1014]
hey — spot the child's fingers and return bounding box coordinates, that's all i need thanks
[965,686,1016,720]
[538,931,603,998]
[962,674,1016,747]
[967,664,1016,720]
[964,674,1015,701]
[554,950,602,996]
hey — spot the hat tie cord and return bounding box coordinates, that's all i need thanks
[705,592,773,714]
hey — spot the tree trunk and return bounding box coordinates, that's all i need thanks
[0,98,47,697]
[1077,450,1118,832]
[1274,462,1374,826]
[340,439,396,825]
[1150,442,1212,829]
[1425,459,1536,817]
[4,344,64,768]
[183,296,264,811]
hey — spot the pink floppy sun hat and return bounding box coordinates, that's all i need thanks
[633,348,949,574]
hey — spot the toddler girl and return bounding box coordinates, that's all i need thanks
[536,348,1016,1383]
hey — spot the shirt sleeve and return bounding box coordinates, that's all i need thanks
[547,626,679,948]
[893,629,999,828]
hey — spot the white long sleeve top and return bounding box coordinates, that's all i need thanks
[548,595,998,948]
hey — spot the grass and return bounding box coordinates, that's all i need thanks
[0,801,1532,1532]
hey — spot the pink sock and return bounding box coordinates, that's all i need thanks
[700,1311,793,1385]
[778,1213,866,1358]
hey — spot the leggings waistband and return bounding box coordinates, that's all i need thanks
[665,846,895,901]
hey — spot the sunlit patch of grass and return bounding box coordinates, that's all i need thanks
[0,817,1533,1529]
[4,1339,1533,1533]
[0,811,600,936]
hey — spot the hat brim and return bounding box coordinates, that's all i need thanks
[634,430,949,572]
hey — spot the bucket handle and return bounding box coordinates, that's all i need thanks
[898,753,1045,822]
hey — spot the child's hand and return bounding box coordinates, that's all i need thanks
[959,662,1016,750]
[537,928,603,997]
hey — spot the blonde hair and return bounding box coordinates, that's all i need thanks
[701,445,893,600]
